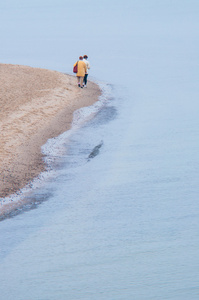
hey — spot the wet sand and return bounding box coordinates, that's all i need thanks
[0,64,101,214]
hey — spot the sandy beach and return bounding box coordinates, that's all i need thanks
[0,64,100,210]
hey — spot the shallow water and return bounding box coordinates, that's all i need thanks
[1,1,199,299]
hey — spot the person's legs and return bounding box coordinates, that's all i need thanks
[84,74,88,86]
[77,76,80,86]
[80,76,84,88]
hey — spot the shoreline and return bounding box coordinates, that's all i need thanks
[0,63,101,217]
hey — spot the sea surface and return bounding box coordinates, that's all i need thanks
[0,1,199,299]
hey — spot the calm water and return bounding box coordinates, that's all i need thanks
[0,1,199,299]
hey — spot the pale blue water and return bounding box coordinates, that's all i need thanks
[0,1,199,299]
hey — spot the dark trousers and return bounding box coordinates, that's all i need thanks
[84,74,88,85]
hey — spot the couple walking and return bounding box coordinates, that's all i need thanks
[73,55,90,88]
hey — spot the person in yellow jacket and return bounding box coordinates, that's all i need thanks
[74,56,87,88]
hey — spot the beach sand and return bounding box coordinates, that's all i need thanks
[0,64,101,215]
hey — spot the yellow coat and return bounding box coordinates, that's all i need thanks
[74,60,87,77]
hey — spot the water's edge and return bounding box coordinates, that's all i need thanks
[0,81,112,221]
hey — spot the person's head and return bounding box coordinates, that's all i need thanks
[83,55,88,59]
[79,56,83,60]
